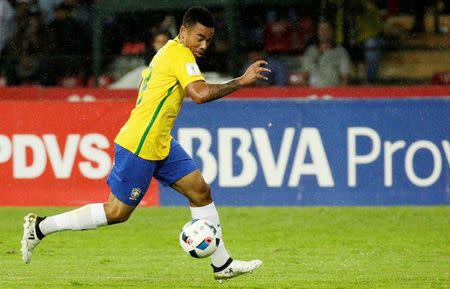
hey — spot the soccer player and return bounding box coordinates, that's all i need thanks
[21,6,270,283]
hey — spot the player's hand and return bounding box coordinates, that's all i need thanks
[238,60,271,86]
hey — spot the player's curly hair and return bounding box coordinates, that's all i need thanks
[183,6,215,28]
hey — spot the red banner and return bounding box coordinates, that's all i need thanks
[0,85,448,101]
[0,101,158,206]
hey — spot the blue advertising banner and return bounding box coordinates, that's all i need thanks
[160,99,449,206]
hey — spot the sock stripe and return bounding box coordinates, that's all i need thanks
[211,257,233,273]
[35,217,46,240]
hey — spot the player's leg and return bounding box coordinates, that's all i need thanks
[21,194,135,263]
[21,144,154,263]
[170,170,231,265]
[38,192,135,235]
[154,139,262,282]
[170,171,262,282]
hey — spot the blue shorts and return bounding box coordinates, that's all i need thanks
[106,139,198,207]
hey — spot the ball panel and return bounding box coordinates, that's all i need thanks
[179,218,218,258]
[196,239,210,250]
[189,250,200,258]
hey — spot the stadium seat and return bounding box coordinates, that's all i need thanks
[87,75,115,87]
[385,14,450,33]
[121,42,146,55]
[293,17,314,51]
[288,72,307,86]
[379,50,450,80]
[58,76,84,88]
[431,71,450,85]
[264,20,294,53]
[0,75,6,87]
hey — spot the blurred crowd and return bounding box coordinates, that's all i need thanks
[0,0,448,87]
[0,0,92,86]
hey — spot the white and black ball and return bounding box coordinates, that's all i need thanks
[179,219,220,258]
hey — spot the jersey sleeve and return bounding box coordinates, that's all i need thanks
[172,48,205,89]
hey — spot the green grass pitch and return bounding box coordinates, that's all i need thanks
[1,207,449,289]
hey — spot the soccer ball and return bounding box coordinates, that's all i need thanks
[179,219,219,258]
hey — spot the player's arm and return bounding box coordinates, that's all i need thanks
[186,60,270,104]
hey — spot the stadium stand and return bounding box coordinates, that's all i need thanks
[0,0,449,87]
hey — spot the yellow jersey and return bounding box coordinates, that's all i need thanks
[114,37,205,160]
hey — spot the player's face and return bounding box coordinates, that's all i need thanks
[180,23,214,58]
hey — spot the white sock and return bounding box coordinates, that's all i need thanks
[39,203,107,236]
[190,202,231,268]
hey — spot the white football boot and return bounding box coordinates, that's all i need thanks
[213,259,263,283]
[21,213,43,264]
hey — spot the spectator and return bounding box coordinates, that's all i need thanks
[443,0,450,14]
[48,3,87,55]
[144,30,170,64]
[45,2,89,84]
[4,11,51,85]
[37,0,63,23]
[302,18,351,87]
[0,0,14,57]
[410,0,435,33]
[153,15,177,39]
[69,0,94,35]
[110,31,170,89]
[241,45,289,86]
[349,0,384,84]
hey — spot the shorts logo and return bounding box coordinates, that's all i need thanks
[129,187,142,201]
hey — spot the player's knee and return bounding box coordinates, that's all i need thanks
[103,203,132,224]
[108,212,130,224]
[106,210,131,224]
